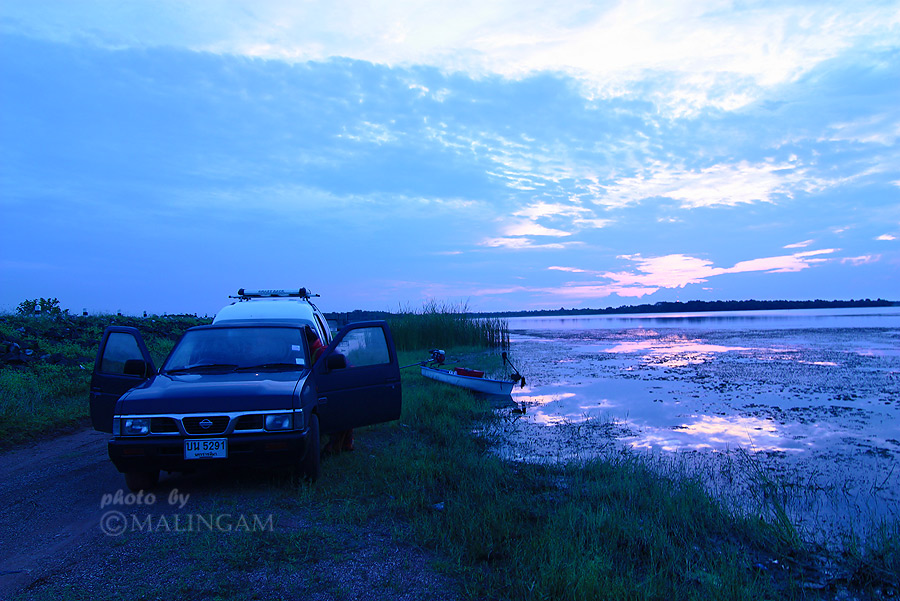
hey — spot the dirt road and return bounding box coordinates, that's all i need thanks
[0,428,462,600]
[0,428,121,597]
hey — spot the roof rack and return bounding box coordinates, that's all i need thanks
[232,288,319,300]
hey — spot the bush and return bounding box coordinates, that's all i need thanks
[16,297,68,318]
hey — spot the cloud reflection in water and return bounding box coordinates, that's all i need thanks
[627,414,786,453]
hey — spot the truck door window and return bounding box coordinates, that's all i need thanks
[99,332,144,375]
[334,326,390,367]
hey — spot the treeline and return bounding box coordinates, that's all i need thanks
[327,298,896,323]
[466,298,897,319]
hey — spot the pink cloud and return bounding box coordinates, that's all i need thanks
[476,248,845,305]
[727,249,834,274]
[841,255,880,265]
[543,249,840,301]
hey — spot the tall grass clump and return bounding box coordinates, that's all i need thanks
[387,300,509,352]
[842,519,900,591]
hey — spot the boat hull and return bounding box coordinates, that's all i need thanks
[420,366,515,395]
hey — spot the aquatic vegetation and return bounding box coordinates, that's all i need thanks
[387,300,509,351]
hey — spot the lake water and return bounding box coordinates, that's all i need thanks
[496,307,900,541]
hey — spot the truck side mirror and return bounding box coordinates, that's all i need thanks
[325,353,347,371]
[123,359,151,378]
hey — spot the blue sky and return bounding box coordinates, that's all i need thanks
[1,1,898,315]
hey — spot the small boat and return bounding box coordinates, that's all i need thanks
[420,365,516,395]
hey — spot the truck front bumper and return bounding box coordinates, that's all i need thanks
[108,430,310,473]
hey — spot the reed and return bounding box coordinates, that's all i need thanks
[387,300,509,351]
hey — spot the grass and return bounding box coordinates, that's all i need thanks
[5,309,899,599]
[315,357,799,599]
[0,312,208,447]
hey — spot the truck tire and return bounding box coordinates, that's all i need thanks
[125,470,159,492]
[299,413,321,482]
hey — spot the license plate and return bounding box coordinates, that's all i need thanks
[184,438,227,459]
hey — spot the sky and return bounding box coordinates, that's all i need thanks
[1,1,899,316]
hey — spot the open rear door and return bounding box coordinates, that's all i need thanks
[89,326,156,433]
[314,321,402,434]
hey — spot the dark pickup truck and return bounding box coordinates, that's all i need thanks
[89,319,402,491]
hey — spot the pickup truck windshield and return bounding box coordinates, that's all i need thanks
[162,327,307,373]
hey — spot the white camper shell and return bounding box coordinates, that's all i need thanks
[212,288,332,344]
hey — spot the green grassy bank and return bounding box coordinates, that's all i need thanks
[0,312,209,447]
[305,357,815,600]
[299,352,898,600]
[2,309,897,599]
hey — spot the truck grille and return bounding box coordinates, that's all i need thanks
[182,416,230,435]
[150,417,179,433]
[234,414,264,430]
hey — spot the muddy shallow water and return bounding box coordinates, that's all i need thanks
[493,308,900,543]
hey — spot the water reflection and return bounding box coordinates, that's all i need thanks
[603,337,749,367]
[515,391,577,407]
[628,414,785,452]
[500,308,900,534]
[508,306,900,331]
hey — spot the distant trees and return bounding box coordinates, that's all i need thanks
[16,298,68,318]
[466,298,897,319]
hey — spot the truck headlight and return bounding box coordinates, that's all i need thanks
[264,414,292,431]
[122,418,150,436]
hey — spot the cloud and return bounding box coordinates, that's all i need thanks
[825,112,900,147]
[726,249,835,274]
[2,4,897,314]
[595,159,834,209]
[542,249,841,301]
[480,237,571,250]
[548,266,589,274]
[4,0,898,114]
[544,284,660,300]
[604,254,720,288]
[513,201,588,221]
[501,221,571,237]
[841,255,880,265]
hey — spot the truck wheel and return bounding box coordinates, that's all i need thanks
[124,470,159,492]
[299,413,321,482]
